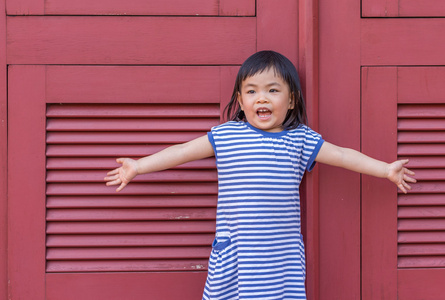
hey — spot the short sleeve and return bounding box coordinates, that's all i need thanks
[300,126,324,172]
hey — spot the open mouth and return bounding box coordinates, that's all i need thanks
[257,108,272,120]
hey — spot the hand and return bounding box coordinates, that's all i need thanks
[386,159,416,194]
[104,158,139,192]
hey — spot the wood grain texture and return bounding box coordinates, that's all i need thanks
[8,66,47,299]
[0,0,6,298]
[361,67,398,300]
[45,66,225,103]
[7,16,256,65]
[7,0,255,16]
[46,273,207,300]
[362,0,445,17]
[318,0,361,298]
[361,19,445,65]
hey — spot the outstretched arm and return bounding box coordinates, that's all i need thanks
[315,141,416,193]
[104,135,214,192]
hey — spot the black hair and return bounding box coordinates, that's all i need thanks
[224,50,307,129]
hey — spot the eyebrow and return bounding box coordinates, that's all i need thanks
[243,82,282,88]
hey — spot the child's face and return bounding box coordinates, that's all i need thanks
[237,68,293,132]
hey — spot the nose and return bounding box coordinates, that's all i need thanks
[256,91,269,103]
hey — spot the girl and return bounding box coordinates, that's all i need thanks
[104,51,416,300]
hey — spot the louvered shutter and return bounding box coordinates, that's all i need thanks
[397,104,445,268]
[362,67,445,299]
[45,103,219,272]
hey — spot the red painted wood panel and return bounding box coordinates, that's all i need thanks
[398,68,445,104]
[318,0,361,298]
[0,0,6,298]
[361,67,398,300]
[361,19,445,66]
[298,0,320,298]
[7,16,256,65]
[398,269,445,300]
[257,0,299,63]
[46,273,207,300]
[45,66,226,103]
[7,0,255,16]
[8,65,46,300]
[362,0,445,17]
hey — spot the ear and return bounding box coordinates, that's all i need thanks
[288,92,296,109]
[237,92,244,110]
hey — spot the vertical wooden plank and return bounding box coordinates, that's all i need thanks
[257,0,299,64]
[0,0,7,298]
[8,65,46,300]
[298,0,320,299]
[6,0,44,15]
[362,0,399,17]
[219,66,239,122]
[361,67,398,300]
[318,0,361,298]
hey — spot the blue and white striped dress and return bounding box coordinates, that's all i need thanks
[203,121,324,300]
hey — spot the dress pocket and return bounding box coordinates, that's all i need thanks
[212,236,231,252]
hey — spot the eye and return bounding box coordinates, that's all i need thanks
[269,89,278,93]
[246,90,255,94]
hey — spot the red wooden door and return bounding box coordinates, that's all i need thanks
[5,0,305,299]
[362,67,445,299]
[319,0,445,299]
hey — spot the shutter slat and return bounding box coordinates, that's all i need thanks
[46,104,220,118]
[398,256,445,268]
[398,119,445,131]
[398,132,445,143]
[401,169,445,181]
[47,221,216,234]
[399,194,445,206]
[396,156,445,168]
[408,182,445,194]
[46,259,209,272]
[46,195,217,208]
[46,208,216,221]
[398,104,445,118]
[46,182,218,195]
[46,157,215,169]
[398,244,445,256]
[47,131,206,144]
[398,207,445,219]
[398,232,445,243]
[398,219,445,231]
[47,169,217,183]
[46,144,188,157]
[46,246,211,260]
[47,118,219,131]
[398,144,445,155]
[46,234,214,247]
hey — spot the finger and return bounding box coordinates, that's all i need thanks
[404,174,417,183]
[116,182,128,192]
[104,174,119,182]
[399,159,410,165]
[106,178,121,186]
[398,183,407,194]
[404,168,415,176]
[116,158,126,164]
[106,168,120,176]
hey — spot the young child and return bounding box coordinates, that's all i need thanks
[104,51,416,300]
